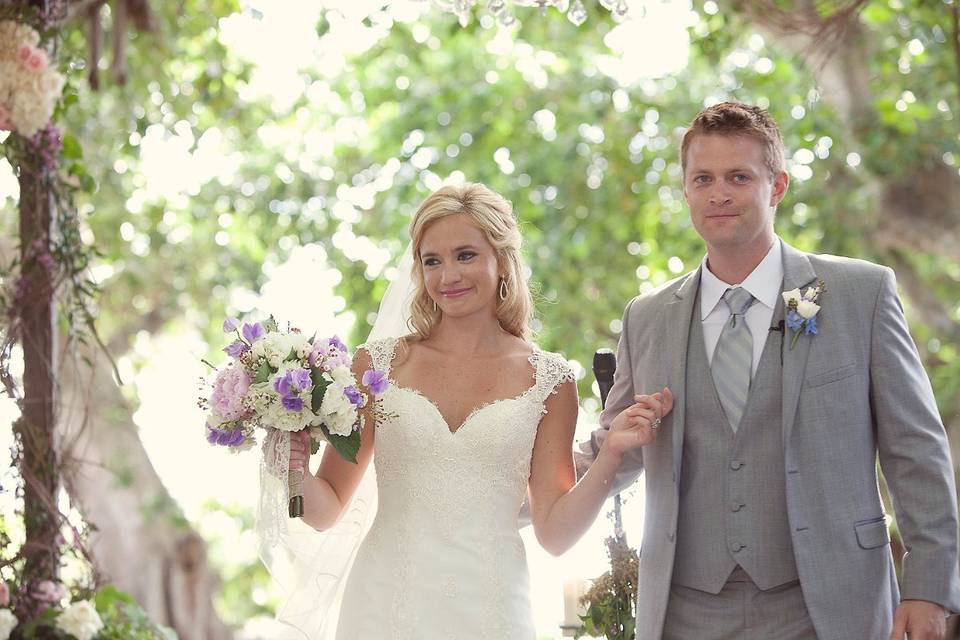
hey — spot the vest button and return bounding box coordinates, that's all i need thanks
[729,541,744,552]
[730,460,743,470]
[731,501,744,512]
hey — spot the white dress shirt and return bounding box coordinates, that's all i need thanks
[700,240,783,376]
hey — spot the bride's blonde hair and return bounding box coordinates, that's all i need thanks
[406,183,533,341]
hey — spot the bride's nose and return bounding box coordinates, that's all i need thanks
[439,264,463,285]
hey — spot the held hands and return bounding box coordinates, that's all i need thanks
[889,600,947,640]
[288,430,312,472]
[603,387,674,460]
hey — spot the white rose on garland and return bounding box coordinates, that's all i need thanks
[0,608,17,640]
[55,600,104,640]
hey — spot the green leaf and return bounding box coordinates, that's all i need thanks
[61,134,83,160]
[254,362,271,384]
[310,369,330,413]
[319,424,360,463]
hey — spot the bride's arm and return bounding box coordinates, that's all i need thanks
[289,348,376,531]
[526,381,671,556]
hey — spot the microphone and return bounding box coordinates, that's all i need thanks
[593,348,617,408]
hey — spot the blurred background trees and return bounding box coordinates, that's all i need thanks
[1,0,957,636]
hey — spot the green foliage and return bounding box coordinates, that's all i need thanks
[11,586,175,640]
[576,536,638,640]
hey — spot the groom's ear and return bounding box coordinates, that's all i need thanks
[770,170,789,206]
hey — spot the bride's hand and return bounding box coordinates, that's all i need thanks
[289,430,312,472]
[603,387,674,459]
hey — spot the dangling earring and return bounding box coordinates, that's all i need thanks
[499,278,508,301]
[433,299,438,312]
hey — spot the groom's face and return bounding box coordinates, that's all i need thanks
[683,133,788,255]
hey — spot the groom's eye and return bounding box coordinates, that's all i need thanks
[693,175,711,184]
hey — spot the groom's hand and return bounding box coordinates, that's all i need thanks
[889,600,946,640]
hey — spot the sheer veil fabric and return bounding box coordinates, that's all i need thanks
[256,246,416,639]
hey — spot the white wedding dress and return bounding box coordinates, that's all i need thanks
[334,336,574,640]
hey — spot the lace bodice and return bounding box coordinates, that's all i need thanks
[334,336,575,640]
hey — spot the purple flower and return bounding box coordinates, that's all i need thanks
[362,369,389,396]
[344,385,364,407]
[242,322,266,343]
[804,315,818,335]
[273,373,292,396]
[224,340,249,359]
[329,335,348,353]
[223,317,240,333]
[207,425,247,447]
[290,368,312,391]
[282,395,304,412]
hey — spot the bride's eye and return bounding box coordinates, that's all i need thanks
[458,251,476,262]
[423,257,440,267]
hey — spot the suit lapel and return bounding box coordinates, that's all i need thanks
[667,268,701,478]
[780,241,819,446]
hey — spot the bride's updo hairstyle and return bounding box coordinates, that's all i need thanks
[407,182,533,341]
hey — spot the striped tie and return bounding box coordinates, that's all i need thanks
[711,287,756,432]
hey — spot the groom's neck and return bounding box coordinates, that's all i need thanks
[704,238,776,285]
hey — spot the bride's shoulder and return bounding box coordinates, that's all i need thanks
[528,344,576,382]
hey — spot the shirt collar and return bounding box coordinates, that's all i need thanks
[700,239,784,320]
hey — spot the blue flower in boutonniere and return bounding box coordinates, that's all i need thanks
[781,280,826,350]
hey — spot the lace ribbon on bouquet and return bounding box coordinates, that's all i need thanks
[255,246,414,639]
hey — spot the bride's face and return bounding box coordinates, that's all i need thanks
[419,214,501,319]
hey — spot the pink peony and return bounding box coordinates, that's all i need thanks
[17,44,32,63]
[210,366,252,421]
[26,49,48,72]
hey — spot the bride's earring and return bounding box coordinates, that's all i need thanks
[499,278,507,301]
[433,299,438,312]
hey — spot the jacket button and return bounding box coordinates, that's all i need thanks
[730,460,743,470]
[731,502,744,512]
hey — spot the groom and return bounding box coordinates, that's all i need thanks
[578,102,960,639]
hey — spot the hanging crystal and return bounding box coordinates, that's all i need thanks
[566,0,587,25]
[612,0,629,21]
[552,0,570,13]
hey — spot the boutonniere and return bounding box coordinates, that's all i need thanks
[781,280,825,350]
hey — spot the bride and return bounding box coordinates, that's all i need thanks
[285,182,672,639]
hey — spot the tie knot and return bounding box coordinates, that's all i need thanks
[722,287,755,316]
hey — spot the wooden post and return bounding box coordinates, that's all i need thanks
[15,132,61,593]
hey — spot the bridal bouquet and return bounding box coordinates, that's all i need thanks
[200,316,388,517]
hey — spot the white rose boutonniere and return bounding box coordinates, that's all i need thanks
[781,280,825,349]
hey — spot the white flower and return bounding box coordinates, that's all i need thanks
[802,286,818,301]
[56,600,103,640]
[320,381,358,437]
[797,299,820,319]
[329,365,355,387]
[0,609,17,640]
[781,288,802,305]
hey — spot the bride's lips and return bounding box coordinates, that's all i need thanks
[440,287,472,299]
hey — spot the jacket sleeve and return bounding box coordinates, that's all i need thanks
[573,297,645,496]
[872,267,960,612]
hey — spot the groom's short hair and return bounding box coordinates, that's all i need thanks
[681,102,786,179]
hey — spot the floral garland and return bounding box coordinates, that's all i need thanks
[0,20,65,137]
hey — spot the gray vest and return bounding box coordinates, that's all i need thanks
[671,294,798,593]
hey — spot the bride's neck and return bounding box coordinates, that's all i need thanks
[427,312,511,355]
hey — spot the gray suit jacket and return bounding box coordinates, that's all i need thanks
[579,239,960,639]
